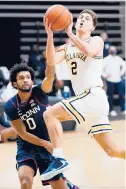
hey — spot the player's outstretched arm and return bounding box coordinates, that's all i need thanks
[41,64,55,93]
[67,34,104,57]
[42,17,66,93]
[44,16,65,65]
[10,119,53,153]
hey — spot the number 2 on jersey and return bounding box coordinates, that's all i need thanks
[71,62,77,75]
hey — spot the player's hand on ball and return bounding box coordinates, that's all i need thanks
[45,141,53,154]
[65,13,73,34]
[44,16,53,37]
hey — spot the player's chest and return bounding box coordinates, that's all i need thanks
[66,45,87,63]
[17,99,45,121]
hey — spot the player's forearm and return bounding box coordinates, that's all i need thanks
[67,32,92,56]
[46,35,56,66]
[21,131,47,147]
[45,64,55,80]
[42,64,55,93]
[42,78,54,93]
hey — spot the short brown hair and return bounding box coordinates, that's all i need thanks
[80,9,97,28]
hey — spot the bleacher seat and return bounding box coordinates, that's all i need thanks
[0,1,125,59]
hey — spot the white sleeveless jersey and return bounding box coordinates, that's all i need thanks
[65,41,103,95]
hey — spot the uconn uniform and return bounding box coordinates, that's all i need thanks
[61,40,112,135]
[4,83,64,185]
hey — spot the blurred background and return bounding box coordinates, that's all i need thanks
[0,0,125,118]
[0,1,125,137]
[0,1,125,188]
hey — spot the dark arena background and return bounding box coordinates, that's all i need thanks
[0,1,125,189]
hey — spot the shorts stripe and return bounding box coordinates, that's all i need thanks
[91,124,112,134]
[61,101,80,124]
[69,101,85,122]
[61,90,90,124]
[92,124,111,127]
[91,129,112,134]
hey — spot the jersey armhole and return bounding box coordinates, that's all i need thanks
[64,43,69,59]
[92,55,103,59]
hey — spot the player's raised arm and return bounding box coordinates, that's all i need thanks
[41,64,55,93]
[68,34,104,57]
[66,24,104,56]
[65,14,104,57]
[44,16,66,65]
[10,119,53,153]
[41,17,66,93]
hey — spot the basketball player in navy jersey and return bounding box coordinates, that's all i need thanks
[4,63,79,189]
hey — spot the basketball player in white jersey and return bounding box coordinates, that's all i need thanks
[41,9,126,181]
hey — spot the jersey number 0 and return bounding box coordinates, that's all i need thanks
[26,118,36,130]
[71,62,77,75]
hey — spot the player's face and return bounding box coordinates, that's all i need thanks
[75,13,94,33]
[15,71,33,92]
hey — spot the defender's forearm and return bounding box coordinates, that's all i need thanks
[45,64,55,80]
[46,36,55,66]
[20,131,47,147]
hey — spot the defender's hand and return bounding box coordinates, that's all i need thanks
[44,141,53,154]
[65,14,73,34]
[44,16,53,37]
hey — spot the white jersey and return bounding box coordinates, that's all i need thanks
[65,41,103,95]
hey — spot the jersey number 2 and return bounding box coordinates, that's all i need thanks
[26,118,36,130]
[71,62,77,75]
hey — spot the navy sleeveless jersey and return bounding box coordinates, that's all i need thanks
[4,83,50,149]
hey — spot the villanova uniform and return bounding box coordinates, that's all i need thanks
[60,40,112,135]
[4,83,64,185]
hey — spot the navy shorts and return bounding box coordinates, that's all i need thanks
[16,146,65,186]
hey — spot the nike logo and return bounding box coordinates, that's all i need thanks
[45,160,68,174]
[55,160,68,171]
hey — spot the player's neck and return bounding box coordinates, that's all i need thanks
[18,91,31,103]
[76,31,91,41]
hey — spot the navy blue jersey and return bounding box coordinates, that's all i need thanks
[4,83,50,151]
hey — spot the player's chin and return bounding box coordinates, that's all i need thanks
[21,87,31,92]
[77,27,86,33]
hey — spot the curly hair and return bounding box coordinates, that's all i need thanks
[10,63,35,89]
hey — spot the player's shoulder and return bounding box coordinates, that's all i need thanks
[91,36,104,44]
[55,41,71,52]
[32,83,41,91]
[32,83,46,96]
[55,44,66,52]
[4,95,17,112]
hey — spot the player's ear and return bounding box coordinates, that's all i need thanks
[13,82,17,88]
[91,26,95,32]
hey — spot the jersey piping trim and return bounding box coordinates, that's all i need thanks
[9,99,17,108]
[34,96,49,106]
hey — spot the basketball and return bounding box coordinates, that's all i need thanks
[44,4,71,31]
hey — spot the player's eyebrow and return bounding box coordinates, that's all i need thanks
[79,14,92,20]
[80,15,83,18]
[18,74,30,78]
[83,15,92,20]
[18,74,24,78]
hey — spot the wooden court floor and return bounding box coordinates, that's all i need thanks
[0,119,125,189]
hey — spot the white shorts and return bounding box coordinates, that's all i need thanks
[60,87,112,135]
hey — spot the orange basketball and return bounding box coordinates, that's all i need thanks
[44,4,71,31]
